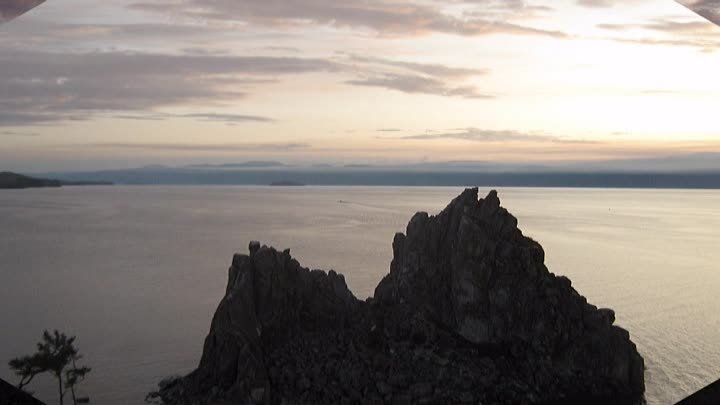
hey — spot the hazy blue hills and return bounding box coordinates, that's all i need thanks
[185,161,287,169]
[26,153,720,189]
[37,166,720,189]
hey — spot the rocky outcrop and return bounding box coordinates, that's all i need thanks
[375,189,644,402]
[152,189,645,405]
[151,243,361,405]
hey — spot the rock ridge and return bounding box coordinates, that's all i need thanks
[152,188,645,405]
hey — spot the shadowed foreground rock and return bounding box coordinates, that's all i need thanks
[0,378,46,405]
[152,189,644,405]
[675,378,720,405]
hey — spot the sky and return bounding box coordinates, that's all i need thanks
[0,0,719,172]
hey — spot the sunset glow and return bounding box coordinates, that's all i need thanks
[1,0,719,171]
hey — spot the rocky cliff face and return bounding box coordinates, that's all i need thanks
[153,189,645,405]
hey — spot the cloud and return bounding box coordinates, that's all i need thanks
[575,0,648,8]
[0,49,339,126]
[597,19,717,33]
[0,44,502,126]
[395,128,593,143]
[2,21,219,39]
[112,114,167,121]
[0,0,44,23]
[347,74,493,99]
[114,112,275,124]
[264,46,302,53]
[459,1,555,20]
[596,16,720,35]
[348,55,488,79]
[1,130,40,136]
[576,0,616,7]
[596,15,720,51]
[0,111,80,126]
[612,35,720,52]
[129,0,568,38]
[173,113,275,123]
[344,55,491,98]
[85,142,311,152]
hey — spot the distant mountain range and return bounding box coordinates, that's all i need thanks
[34,166,720,189]
[185,161,287,169]
[15,153,720,189]
[157,152,720,173]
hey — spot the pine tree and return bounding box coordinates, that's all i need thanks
[8,330,91,405]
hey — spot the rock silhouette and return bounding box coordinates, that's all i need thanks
[0,378,46,405]
[153,188,644,405]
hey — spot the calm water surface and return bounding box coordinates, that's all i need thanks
[1,186,719,405]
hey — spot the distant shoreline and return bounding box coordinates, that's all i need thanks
[30,168,720,190]
[0,172,112,189]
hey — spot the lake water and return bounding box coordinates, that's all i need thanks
[1,186,719,405]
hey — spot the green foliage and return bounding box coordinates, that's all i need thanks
[8,330,91,405]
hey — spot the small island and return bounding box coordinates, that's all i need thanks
[0,172,113,189]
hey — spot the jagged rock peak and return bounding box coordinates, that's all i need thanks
[375,187,538,340]
[377,188,644,397]
[153,244,361,405]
